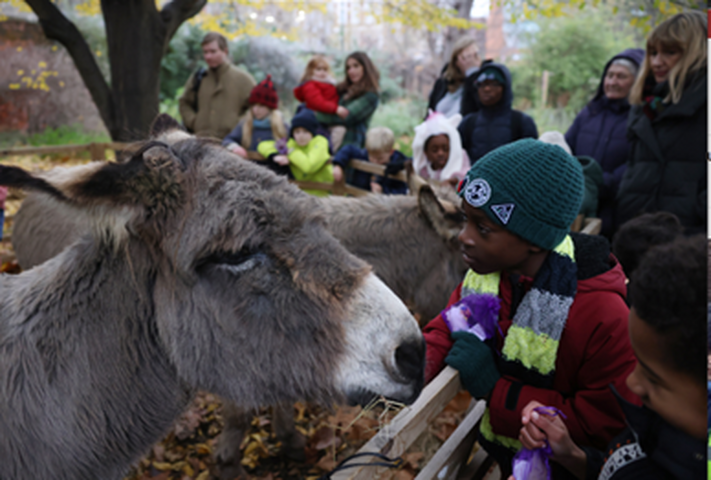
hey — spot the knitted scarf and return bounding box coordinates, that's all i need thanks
[460,235,577,449]
[642,75,669,121]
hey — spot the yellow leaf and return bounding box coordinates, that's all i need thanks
[9,84,20,90]
[38,61,47,68]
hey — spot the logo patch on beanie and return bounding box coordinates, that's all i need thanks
[464,178,491,207]
[491,203,515,225]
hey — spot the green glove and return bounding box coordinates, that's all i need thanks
[445,331,501,398]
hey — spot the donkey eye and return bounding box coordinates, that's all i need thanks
[197,250,266,274]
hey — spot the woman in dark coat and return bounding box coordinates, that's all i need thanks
[426,36,481,118]
[564,48,644,238]
[616,12,707,234]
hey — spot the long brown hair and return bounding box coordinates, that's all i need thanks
[240,109,287,150]
[300,55,333,84]
[443,37,479,93]
[336,51,380,101]
[629,11,707,105]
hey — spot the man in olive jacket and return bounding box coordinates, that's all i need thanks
[179,32,256,140]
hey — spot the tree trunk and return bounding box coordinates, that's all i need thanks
[102,0,165,141]
[25,0,206,142]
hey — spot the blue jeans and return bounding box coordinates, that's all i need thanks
[0,209,4,241]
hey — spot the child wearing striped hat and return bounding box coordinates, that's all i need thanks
[422,138,639,478]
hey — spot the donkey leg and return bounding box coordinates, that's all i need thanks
[272,402,306,462]
[215,400,250,480]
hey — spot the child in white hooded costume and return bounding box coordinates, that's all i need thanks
[412,111,470,186]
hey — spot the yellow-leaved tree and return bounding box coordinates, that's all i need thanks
[8,0,476,140]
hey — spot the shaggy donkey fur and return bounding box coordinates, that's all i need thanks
[0,116,424,480]
[14,182,466,321]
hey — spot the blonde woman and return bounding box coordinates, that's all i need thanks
[616,11,707,233]
[426,36,481,118]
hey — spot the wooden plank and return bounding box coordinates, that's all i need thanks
[569,214,584,233]
[331,367,462,480]
[349,159,407,182]
[291,180,334,193]
[581,217,602,236]
[415,400,486,480]
[461,445,495,480]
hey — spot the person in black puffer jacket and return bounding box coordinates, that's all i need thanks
[565,48,645,239]
[457,62,538,165]
[616,12,707,234]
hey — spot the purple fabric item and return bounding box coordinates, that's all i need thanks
[511,406,567,480]
[441,293,501,341]
[275,137,289,155]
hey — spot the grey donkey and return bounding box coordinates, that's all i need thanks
[0,115,425,480]
[11,165,466,478]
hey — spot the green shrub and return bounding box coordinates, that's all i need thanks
[369,98,426,157]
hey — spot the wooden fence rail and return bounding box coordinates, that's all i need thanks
[0,142,406,198]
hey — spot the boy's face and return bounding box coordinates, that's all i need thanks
[626,308,707,440]
[293,127,313,147]
[424,134,450,171]
[477,80,504,107]
[458,202,538,275]
[368,150,393,165]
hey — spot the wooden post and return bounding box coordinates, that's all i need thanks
[541,70,550,108]
[88,143,106,161]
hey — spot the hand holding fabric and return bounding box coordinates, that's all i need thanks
[445,331,500,398]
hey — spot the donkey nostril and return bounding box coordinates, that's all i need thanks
[395,338,425,382]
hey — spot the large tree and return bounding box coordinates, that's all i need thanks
[25,0,206,141]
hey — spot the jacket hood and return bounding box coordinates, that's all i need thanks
[593,48,645,102]
[476,62,513,110]
[570,233,627,299]
[412,111,464,181]
[613,387,707,479]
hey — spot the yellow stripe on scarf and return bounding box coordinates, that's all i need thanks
[462,269,500,295]
[480,409,522,450]
[501,325,559,375]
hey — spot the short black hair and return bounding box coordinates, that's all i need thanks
[629,235,706,382]
[612,211,683,278]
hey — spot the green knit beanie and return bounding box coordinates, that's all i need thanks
[458,138,584,250]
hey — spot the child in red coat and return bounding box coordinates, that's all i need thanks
[293,56,348,150]
[423,139,639,478]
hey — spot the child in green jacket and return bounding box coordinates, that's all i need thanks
[258,108,332,197]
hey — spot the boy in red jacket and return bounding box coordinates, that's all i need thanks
[423,139,638,478]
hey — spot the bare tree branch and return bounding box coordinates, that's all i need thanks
[161,0,207,47]
[24,0,114,130]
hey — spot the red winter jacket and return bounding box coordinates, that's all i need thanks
[293,80,340,114]
[423,236,639,451]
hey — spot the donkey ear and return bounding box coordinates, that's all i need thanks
[418,185,463,242]
[69,142,186,210]
[150,113,183,137]
[2,142,187,215]
[0,165,67,201]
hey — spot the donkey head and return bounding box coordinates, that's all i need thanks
[0,115,425,409]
